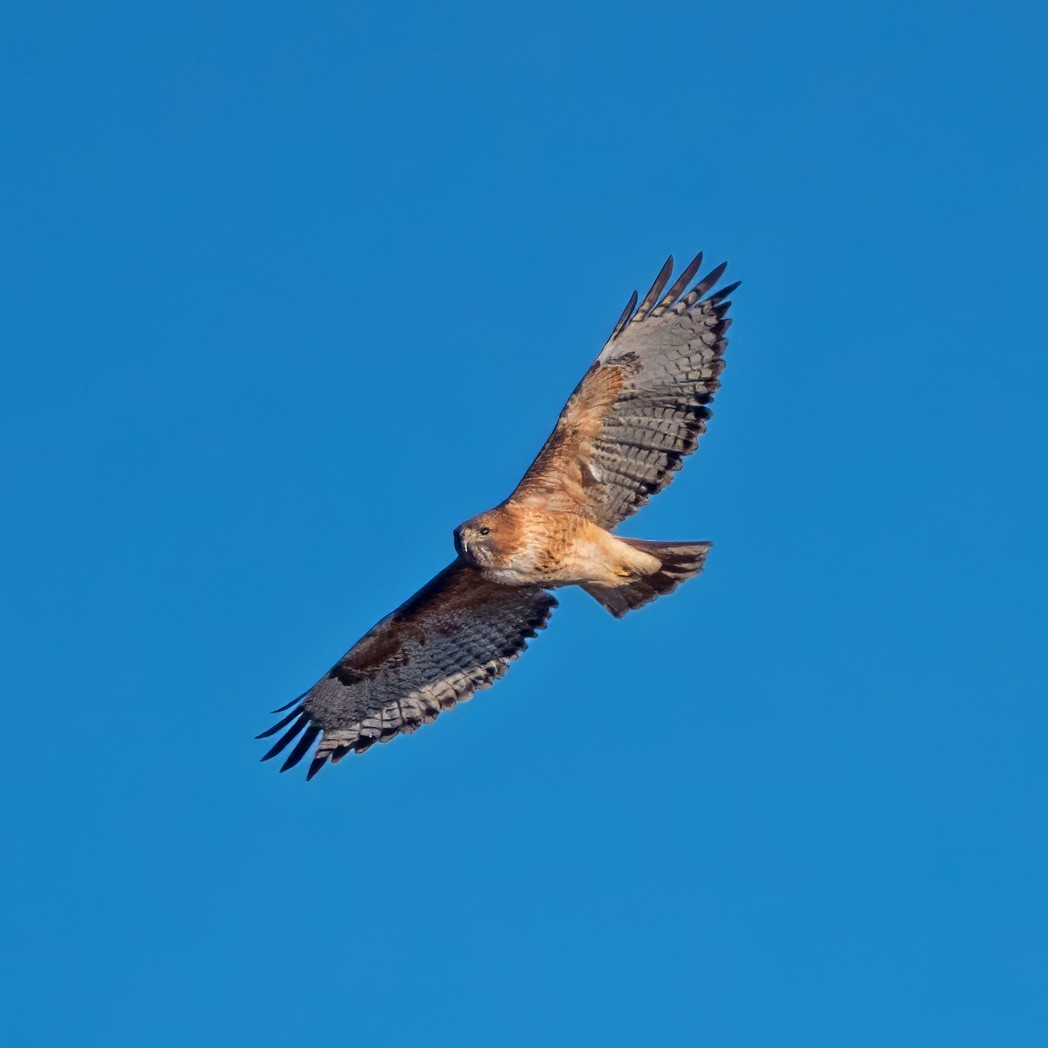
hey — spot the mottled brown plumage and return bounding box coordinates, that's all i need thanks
[259,250,738,777]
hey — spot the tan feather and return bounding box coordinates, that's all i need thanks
[259,249,738,777]
[511,255,736,529]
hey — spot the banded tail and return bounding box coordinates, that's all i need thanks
[582,539,712,618]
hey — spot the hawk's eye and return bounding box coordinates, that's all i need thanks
[479,527,490,536]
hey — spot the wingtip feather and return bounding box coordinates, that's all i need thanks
[693,261,728,299]
[708,279,741,305]
[271,692,307,714]
[261,711,309,762]
[280,725,320,773]
[653,251,703,314]
[255,705,304,739]
[611,289,638,338]
[637,256,675,317]
[306,753,329,781]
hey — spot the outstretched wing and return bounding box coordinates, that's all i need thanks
[511,252,738,530]
[258,560,556,779]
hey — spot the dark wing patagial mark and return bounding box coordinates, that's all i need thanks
[511,250,739,529]
[258,559,557,778]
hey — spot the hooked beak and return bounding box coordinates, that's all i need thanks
[453,528,469,557]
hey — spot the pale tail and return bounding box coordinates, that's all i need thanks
[582,539,712,618]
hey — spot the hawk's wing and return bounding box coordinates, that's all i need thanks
[258,560,556,778]
[510,253,738,530]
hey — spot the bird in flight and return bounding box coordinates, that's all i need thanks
[259,251,739,778]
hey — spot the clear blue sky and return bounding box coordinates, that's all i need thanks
[2,1,1046,1045]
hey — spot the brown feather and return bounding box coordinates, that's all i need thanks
[509,252,737,529]
[609,288,638,340]
[260,249,739,778]
[258,560,556,776]
[651,251,702,317]
[636,255,675,316]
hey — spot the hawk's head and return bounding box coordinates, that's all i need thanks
[453,513,500,567]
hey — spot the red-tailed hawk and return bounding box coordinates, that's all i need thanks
[259,251,738,778]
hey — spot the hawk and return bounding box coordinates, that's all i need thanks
[259,251,739,778]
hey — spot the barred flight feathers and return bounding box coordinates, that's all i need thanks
[258,560,556,778]
[511,253,737,529]
[259,248,738,779]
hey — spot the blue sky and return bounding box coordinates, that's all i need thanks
[2,1,1046,1044]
